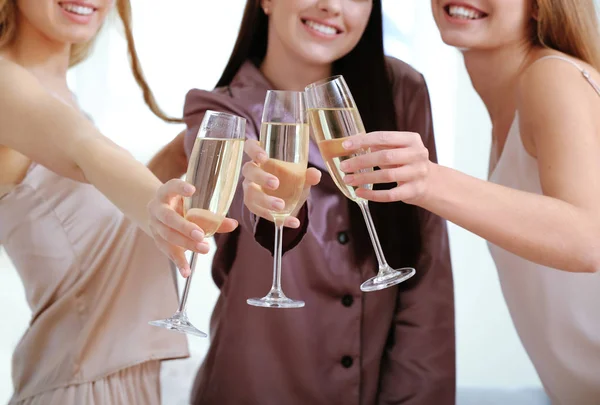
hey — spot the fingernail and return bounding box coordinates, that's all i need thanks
[191,229,204,241]
[344,175,354,184]
[342,140,353,149]
[258,153,268,162]
[272,200,285,210]
[196,242,206,251]
[267,178,278,189]
[339,161,348,171]
[184,184,195,194]
[290,218,300,228]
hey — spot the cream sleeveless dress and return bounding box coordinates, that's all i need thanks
[488,56,600,405]
[0,70,188,404]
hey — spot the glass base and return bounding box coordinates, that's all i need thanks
[247,290,305,309]
[360,267,416,292]
[148,311,207,338]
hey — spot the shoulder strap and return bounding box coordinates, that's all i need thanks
[532,55,600,96]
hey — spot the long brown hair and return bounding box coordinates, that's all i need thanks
[534,0,600,69]
[0,0,181,123]
[218,0,422,269]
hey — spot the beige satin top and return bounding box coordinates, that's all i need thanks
[0,162,189,402]
[489,56,600,405]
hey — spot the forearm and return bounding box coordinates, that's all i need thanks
[75,135,160,235]
[423,164,600,272]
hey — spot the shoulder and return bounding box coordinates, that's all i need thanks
[0,60,56,144]
[0,59,44,104]
[183,86,253,129]
[517,52,600,155]
[386,56,425,84]
[385,56,429,109]
[183,61,268,129]
[517,52,599,133]
[518,52,599,113]
[182,87,253,157]
[386,56,427,92]
[182,74,266,156]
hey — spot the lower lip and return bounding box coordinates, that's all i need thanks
[443,9,486,25]
[59,5,95,24]
[301,21,339,40]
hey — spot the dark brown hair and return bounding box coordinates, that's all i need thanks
[218,0,422,269]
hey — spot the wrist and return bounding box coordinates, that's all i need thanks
[418,161,442,210]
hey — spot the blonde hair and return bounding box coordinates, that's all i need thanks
[534,0,600,70]
[0,0,182,123]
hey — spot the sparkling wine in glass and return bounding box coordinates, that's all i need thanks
[305,76,416,292]
[247,90,309,308]
[149,110,246,336]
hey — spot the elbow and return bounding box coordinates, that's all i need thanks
[581,233,600,274]
[584,251,600,274]
[557,238,600,274]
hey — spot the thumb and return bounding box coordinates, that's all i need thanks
[305,167,322,187]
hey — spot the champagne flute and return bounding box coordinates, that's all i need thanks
[247,91,309,309]
[305,76,416,292]
[150,110,246,336]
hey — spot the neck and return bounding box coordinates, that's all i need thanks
[463,41,535,125]
[4,13,71,85]
[260,36,331,91]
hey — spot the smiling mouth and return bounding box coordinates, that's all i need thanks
[59,2,97,16]
[444,4,487,20]
[301,19,342,36]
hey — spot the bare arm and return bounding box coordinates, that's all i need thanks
[0,61,211,273]
[341,61,600,273]
[424,60,600,273]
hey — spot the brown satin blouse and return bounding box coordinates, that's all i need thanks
[183,58,455,405]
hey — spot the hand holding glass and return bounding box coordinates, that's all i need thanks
[247,90,309,308]
[305,76,416,292]
[149,110,246,336]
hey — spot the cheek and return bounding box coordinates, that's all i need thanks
[102,0,117,9]
[98,0,116,19]
[16,0,52,25]
[94,9,111,27]
[344,8,372,43]
[431,2,443,28]
[491,1,532,32]
[489,12,532,44]
[274,0,304,19]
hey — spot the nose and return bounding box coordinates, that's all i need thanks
[316,0,342,15]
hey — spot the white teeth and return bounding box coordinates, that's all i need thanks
[304,20,338,36]
[60,3,95,16]
[448,5,484,20]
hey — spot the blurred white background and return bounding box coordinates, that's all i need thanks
[0,0,548,404]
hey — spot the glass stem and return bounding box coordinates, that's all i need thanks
[270,222,285,293]
[177,252,198,313]
[357,199,390,271]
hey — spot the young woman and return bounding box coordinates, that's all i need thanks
[177,0,455,404]
[340,0,600,403]
[0,0,236,403]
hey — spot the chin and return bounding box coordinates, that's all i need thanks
[300,53,337,67]
[60,29,100,44]
[439,32,478,50]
